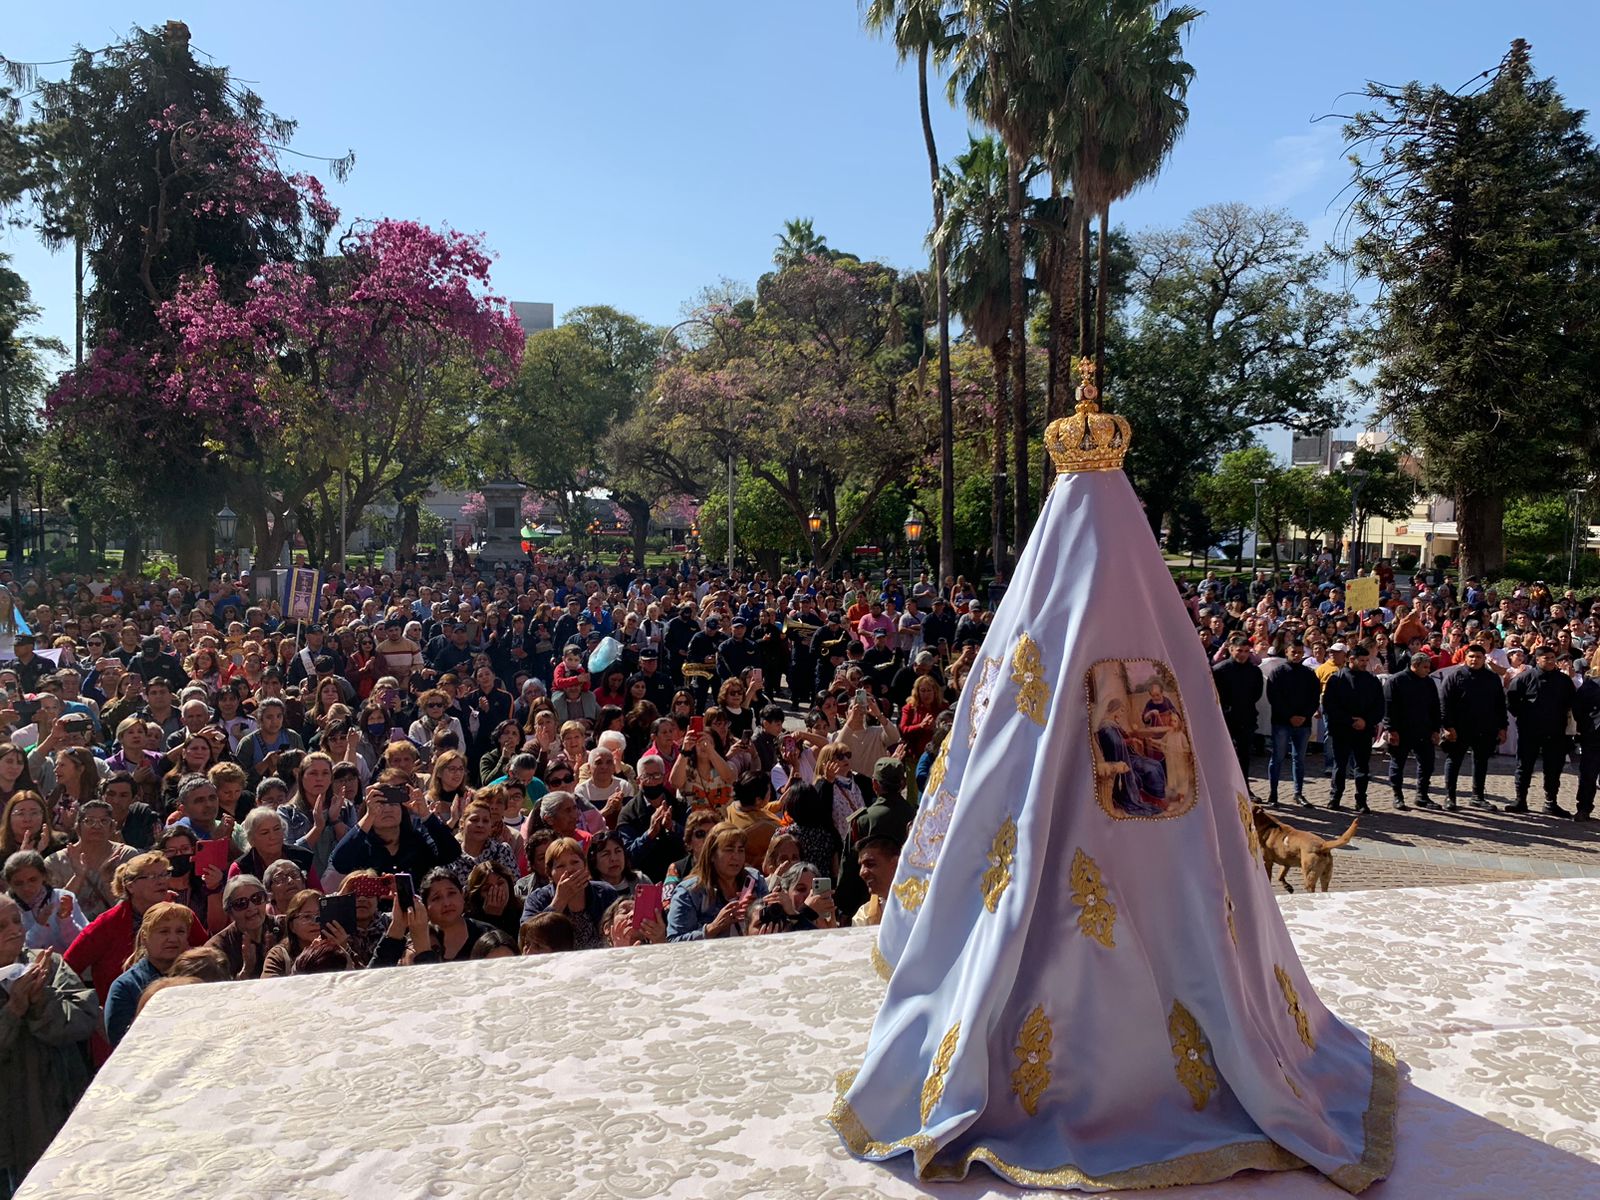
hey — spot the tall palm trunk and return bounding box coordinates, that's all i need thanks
[1094,207,1111,384]
[1043,193,1080,495]
[1077,216,1092,358]
[918,44,956,589]
[1006,148,1027,558]
[990,337,1009,577]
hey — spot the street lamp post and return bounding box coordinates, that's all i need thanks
[1569,487,1588,587]
[806,508,824,570]
[215,505,237,571]
[1250,478,1266,576]
[903,509,925,576]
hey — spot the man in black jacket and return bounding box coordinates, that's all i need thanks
[1212,636,1264,790]
[1384,652,1441,811]
[1439,643,1508,810]
[1322,643,1385,811]
[1264,640,1319,808]
[1570,665,1600,822]
[1505,644,1576,816]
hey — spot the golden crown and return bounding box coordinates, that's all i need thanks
[1045,356,1131,473]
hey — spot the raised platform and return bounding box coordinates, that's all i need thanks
[21,880,1600,1198]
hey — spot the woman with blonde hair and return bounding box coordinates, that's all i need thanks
[666,823,767,941]
[102,900,198,1045]
[425,749,473,827]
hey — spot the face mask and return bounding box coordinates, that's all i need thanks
[641,784,668,801]
[167,853,193,877]
[367,725,387,740]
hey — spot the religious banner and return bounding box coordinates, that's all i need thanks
[1345,577,1380,612]
[283,567,320,624]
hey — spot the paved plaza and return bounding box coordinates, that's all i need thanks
[1244,748,1600,893]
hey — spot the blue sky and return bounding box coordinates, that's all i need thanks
[6,2,1598,449]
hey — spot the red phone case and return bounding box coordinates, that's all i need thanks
[631,883,665,931]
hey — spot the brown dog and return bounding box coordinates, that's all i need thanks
[1251,806,1359,893]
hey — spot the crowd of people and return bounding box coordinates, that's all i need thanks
[0,549,993,1191]
[1202,561,1600,820]
[6,544,1598,1191]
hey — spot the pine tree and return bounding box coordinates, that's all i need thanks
[1345,39,1600,578]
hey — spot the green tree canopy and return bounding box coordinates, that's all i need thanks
[1345,39,1600,577]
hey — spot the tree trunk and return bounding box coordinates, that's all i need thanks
[398,499,421,561]
[1006,149,1028,555]
[1455,487,1505,579]
[1045,196,1081,496]
[1077,216,1092,357]
[1094,208,1111,386]
[171,514,211,580]
[122,524,144,575]
[918,46,957,591]
[990,339,1009,579]
[75,518,94,571]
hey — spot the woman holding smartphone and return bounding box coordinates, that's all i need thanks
[665,823,767,942]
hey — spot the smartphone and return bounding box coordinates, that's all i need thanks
[318,893,358,931]
[812,877,833,897]
[388,728,409,743]
[393,872,415,912]
[854,688,870,706]
[631,883,665,931]
[748,668,763,691]
[739,879,756,904]
[689,715,704,736]
[779,734,798,758]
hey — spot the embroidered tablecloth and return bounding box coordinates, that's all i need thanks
[20,879,1600,1198]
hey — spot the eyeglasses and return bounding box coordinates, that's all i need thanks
[689,829,710,841]
[226,892,267,912]
[79,816,114,829]
[425,703,445,710]
[132,871,174,883]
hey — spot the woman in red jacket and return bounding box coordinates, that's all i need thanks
[63,850,207,1064]
[897,675,947,762]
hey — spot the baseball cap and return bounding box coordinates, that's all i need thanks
[1328,642,1349,653]
[873,758,906,792]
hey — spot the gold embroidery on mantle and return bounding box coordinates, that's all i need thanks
[1276,964,1316,1051]
[894,876,928,913]
[1011,633,1050,725]
[919,1023,961,1124]
[981,817,1017,912]
[1010,1006,1053,1116]
[1168,1000,1218,1111]
[1237,792,1259,862]
[870,939,892,982]
[924,738,950,798]
[1069,848,1115,947]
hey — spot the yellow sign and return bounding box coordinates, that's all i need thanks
[1345,577,1380,612]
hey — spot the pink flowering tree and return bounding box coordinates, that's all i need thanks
[654,256,930,570]
[150,217,524,564]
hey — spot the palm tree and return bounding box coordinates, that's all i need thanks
[862,0,959,587]
[938,136,1018,577]
[1054,0,1198,380]
[950,0,1065,552]
[772,217,831,268]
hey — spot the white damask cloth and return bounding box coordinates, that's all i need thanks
[18,880,1600,1199]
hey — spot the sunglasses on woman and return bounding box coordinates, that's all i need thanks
[226,892,268,913]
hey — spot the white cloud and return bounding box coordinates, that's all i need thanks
[1263,127,1340,206]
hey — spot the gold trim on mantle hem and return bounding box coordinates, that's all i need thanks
[869,939,892,982]
[1327,1036,1400,1194]
[829,1070,1306,1190]
[828,1034,1399,1195]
